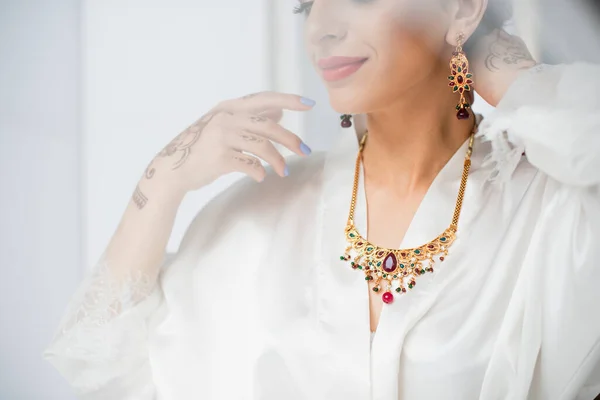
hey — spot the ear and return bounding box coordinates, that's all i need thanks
[445,0,489,45]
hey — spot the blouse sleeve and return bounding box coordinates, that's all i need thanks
[479,63,600,399]
[41,251,175,399]
[41,175,255,399]
[478,62,600,187]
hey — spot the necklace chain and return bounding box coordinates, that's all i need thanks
[340,122,477,304]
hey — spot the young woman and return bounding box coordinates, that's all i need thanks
[43,0,600,399]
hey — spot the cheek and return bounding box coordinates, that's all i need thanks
[375,15,444,83]
[322,0,449,113]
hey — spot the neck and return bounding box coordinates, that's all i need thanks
[361,73,476,193]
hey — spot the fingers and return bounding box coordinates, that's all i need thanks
[226,129,288,178]
[200,92,315,184]
[225,150,268,183]
[211,91,316,115]
[233,113,311,157]
[249,91,316,112]
[257,108,284,123]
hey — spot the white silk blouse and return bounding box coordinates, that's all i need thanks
[43,63,600,400]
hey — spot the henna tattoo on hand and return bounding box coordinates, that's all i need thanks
[158,125,202,168]
[249,115,268,123]
[144,163,156,179]
[132,185,148,209]
[233,155,261,168]
[240,131,264,143]
[143,112,216,180]
[484,30,536,72]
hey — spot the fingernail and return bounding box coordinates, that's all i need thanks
[300,97,316,107]
[284,165,289,177]
[300,142,312,155]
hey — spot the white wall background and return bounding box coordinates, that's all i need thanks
[0,1,82,399]
[1,1,544,398]
[82,0,271,266]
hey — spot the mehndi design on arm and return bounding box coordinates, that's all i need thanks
[485,30,536,72]
[132,185,148,209]
[144,113,216,180]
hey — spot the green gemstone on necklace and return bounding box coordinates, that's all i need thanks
[414,249,421,255]
[349,233,356,238]
[440,237,447,242]
[396,287,401,292]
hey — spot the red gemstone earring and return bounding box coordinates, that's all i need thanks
[448,33,474,120]
[340,114,353,128]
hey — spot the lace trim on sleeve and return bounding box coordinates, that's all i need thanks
[43,254,163,391]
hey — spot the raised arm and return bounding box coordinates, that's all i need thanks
[470,28,600,187]
[42,91,315,398]
[479,62,600,187]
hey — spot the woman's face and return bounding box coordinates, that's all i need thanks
[299,0,455,114]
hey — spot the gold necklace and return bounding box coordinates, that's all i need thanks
[340,123,477,304]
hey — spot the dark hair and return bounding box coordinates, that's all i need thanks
[464,0,513,53]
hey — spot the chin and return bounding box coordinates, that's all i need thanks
[327,87,373,115]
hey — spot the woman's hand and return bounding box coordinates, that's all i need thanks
[470,29,538,107]
[135,92,315,204]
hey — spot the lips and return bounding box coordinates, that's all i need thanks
[318,56,368,69]
[317,56,368,82]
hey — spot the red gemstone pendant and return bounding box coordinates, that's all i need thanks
[382,253,398,273]
[382,291,394,304]
[457,107,470,120]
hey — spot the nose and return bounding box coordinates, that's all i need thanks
[306,1,348,48]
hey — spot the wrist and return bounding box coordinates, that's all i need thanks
[134,175,186,210]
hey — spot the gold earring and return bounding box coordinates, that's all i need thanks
[448,33,474,120]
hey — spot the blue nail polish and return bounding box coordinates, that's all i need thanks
[284,165,289,177]
[300,142,312,155]
[300,97,316,107]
